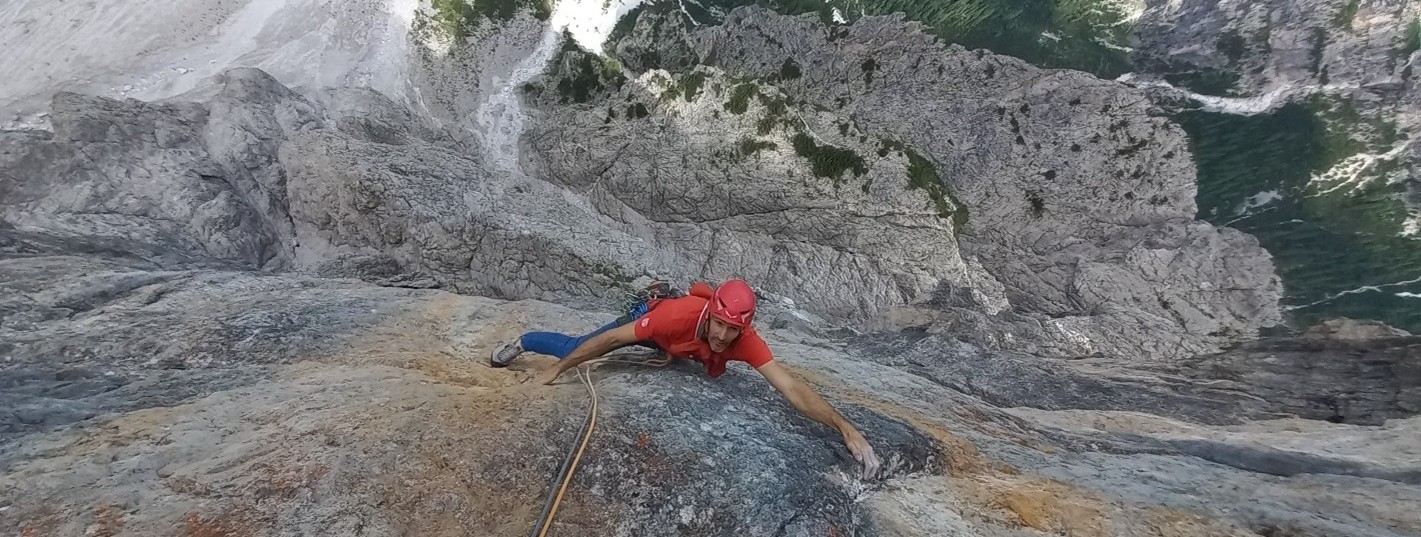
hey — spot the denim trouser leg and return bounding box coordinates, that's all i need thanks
[520,318,626,359]
[519,301,661,360]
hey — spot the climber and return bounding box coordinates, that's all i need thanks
[490,279,882,478]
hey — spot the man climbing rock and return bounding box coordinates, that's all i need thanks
[491,279,882,478]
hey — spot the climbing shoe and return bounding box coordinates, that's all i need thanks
[490,339,524,368]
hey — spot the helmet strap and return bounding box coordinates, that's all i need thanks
[697,302,709,341]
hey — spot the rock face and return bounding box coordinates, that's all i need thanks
[2,8,1286,363]
[1132,0,1417,97]
[2,244,1419,537]
[0,90,288,269]
[1131,0,1421,229]
[1,68,653,309]
[0,0,417,130]
[524,56,1003,325]
[855,324,1421,428]
[584,7,1282,361]
[1,3,1419,537]
[1176,320,1421,425]
[0,251,943,536]
[1130,0,1420,178]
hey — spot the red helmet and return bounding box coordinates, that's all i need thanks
[708,279,756,328]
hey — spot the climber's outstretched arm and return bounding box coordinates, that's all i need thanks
[536,323,640,384]
[756,361,881,478]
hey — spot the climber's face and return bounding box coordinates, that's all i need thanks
[705,316,743,353]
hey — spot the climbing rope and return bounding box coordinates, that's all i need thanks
[529,353,672,537]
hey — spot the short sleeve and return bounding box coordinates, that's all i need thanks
[633,304,677,342]
[735,331,774,368]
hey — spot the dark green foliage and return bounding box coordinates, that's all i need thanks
[739,138,778,155]
[791,133,866,184]
[758,93,787,116]
[725,83,759,114]
[1405,18,1421,56]
[1177,102,1421,332]
[554,35,627,104]
[752,92,791,134]
[756,117,778,135]
[607,0,1135,78]
[604,2,665,50]
[1217,30,1246,63]
[1302,95,1402,196]
[1309,28,1328,76]
[878,138,905,157]
[682,71,708,101]
[1026,191,1045,218]
[779,58,802,80]
[1335,0,1360,30]
[905,149,968,227]
[418,0,553,44]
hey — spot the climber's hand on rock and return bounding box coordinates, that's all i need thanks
[536,364,563,385]
[843,428,881,479]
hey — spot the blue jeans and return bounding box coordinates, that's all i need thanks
[521,302,657,359]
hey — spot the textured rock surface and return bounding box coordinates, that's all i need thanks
[1174,320,1421,425]
[1,2,1419,536]
[0,0,417,130]
[588,7,1282,361]
[2,68,661,309]
[1132,0,1417,96]
[0,251,941,535]
[524,55,1003,324]
[2,245,1418,536]
[1,92,281,268]
[1131,0,1421,224]
[853,323,1421,429]
[2,7,1287,362]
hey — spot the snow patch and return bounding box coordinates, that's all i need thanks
[1100,0,1146,24]
[1311,144,1409,196]
[2,0,419,128]
[474,0,644,171]
[1238,191,1282,214]
[1116,74,1296,115]
[1286,274,1421,311]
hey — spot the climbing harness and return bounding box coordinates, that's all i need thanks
[617,280,684,321]
[529,352,672,537]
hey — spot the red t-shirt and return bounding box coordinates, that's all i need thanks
[632,293,774,378]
